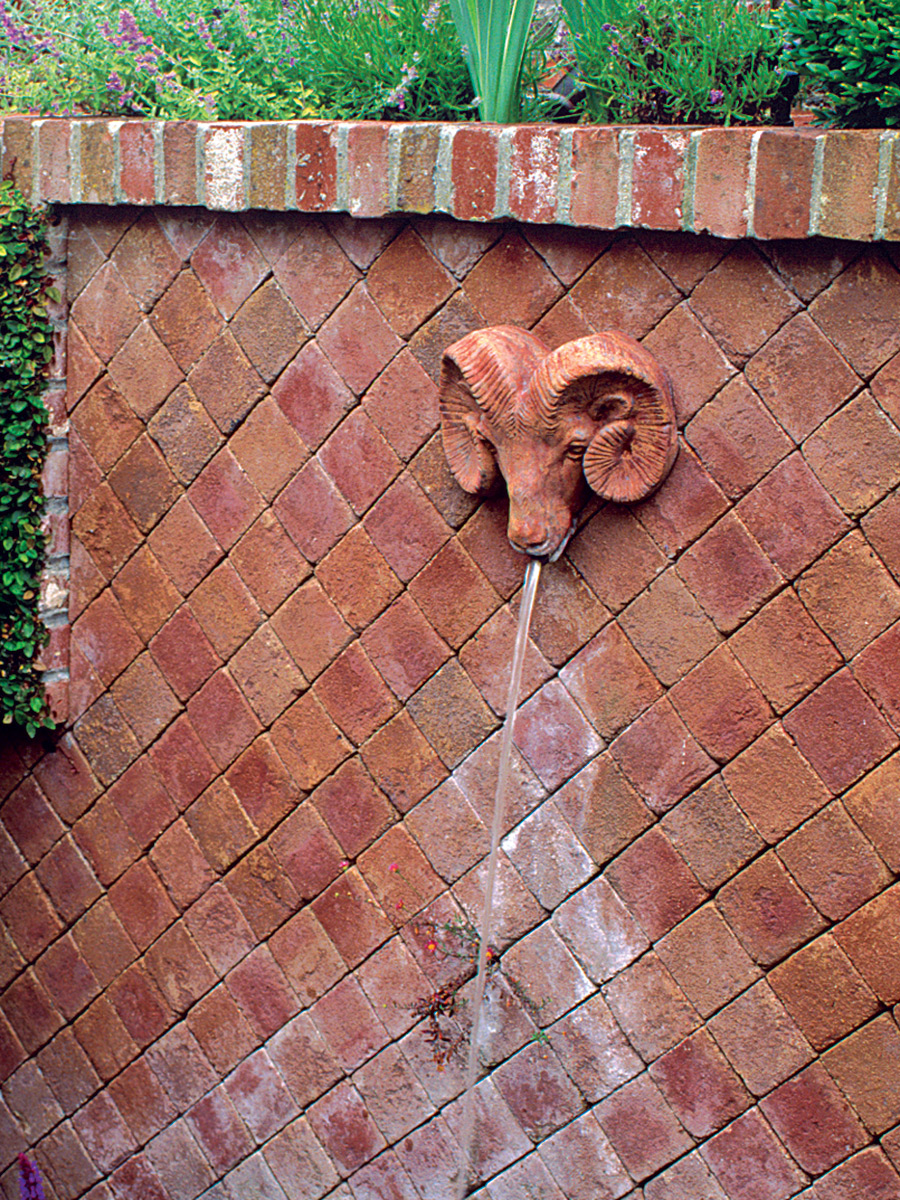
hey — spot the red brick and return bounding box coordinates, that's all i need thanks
[73,997,137,1082]
[843,753,900,872]
[560,623,661,740]
[148,715,218,811]
[189,559,261,659]
[687,377,792,500]
[347,1149,422,1200]
[222,738,296,841]
[835,885,900,1005]
[464,228,564,327]
[35,838,101,925]
[701,1107,809,1200]
[605,826,707,941]
[656,904,760,1018]
[364,474,451,584]
[629,128,688,229]
[505,125,561,223]
[225,846,298,941]
[230,517,309,618]
[407,430,480,528]
[71,900,136,989]
[367,228,455,339]
[185,777,256,876]
[225,1047,299,1142]
[707,980,814,1097]
[822,1015,900,1134]
[595,1072,692,1181]
[690,242,802,363]
[267,1013,341,1111]
[273,340,355,449]
[554,753,653,868]
[356,937,433,1039]
[31,736,99,825]
[149,819,215,911]
[74,694,143,787]
[145,1023,217,1113]
[805,392,900,519]
[358,824,443,926]
[784,670,899,794]
[268,909,342,1009]
[110,654,181,750]
[315,642,398,746]
[361,594,451,702]
[34,935,100,1021]
[717,852,827,967]
[809,251,900,378]
[147,495,222,596]
[359,710,448,813]
[618,567,720,688]
[569,507,668,615]
[650,1028,751,1138]
[230,626,305,726]
[780,802,891,921]
[270,691,351,791]
[2,779,63,867]
[71,589,142,688]
[110,546,180,646]
[502,802,595,912]
[270,219,354,334]
[677,513,783,633]
[143,1119,215,1199]
[754,130,816,239]
[406,658,499,769]
[311,869,394,968]
[817,1148,900,1200]
[643,1151,730,1200]
[610,698,716,814]
[461,604,552,717]
[294,122,338,209]
[307,976,388,1074]
[108,963,171,1048]
[148,606,219,704]
[363,350,440,463]
[693,128,753,239]
[264,1115,341,1197]
[863,491,900,585]
[109,860,177,951]
[70,260,141,364]
[568,127,618,228]
[509,679,602,792]
[269,581,350,684]
[669,645,772,764]
[188,448,264,552]
[0,875,62,963]
[636,447,729,560]
[571,238,681,338]
[224,946,298,1040]
[306,1081,387,1177]
[761,1061,868,1175]
[186,1088,252,1175]
[148,381,224,486]
[725,723,833,842]
[274,458,354,563]
[317,283,403,395]
[185,985,257,1077]
[452,126,498,222]
[73,1092,139,1178]
[37,1028,101,1117]
[145,921,216,1014]
[854,620,900,734]
[150,269,222,373]
[745,312,861,442]
[187,669,262,770]
[729,590,842,716]
[191,215,266,319]
[188,333,265,439]
[498,922,593,1024]
[800,532,900,659]
[306,759,392,862]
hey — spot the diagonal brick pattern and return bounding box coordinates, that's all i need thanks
[2,210,900,1200]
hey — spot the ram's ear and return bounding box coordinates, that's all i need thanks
[529,332,678,503]
[439,326,549,495]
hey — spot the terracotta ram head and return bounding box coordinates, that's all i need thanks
[439,327,679,561]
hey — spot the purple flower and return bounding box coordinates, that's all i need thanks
[609,41,619,54]
[107,71,125,93]
[18,1155,46,1200]
[600,22,616,31]
[709,88,724,103]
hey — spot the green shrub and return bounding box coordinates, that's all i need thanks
[561,0,785,124]
[0,0,321,119]
[775,0,900,127]
[0,183,54,737]
[284,0,476,121]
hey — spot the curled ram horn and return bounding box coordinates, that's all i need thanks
[439,326,678,560]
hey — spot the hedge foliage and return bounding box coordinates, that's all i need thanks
[0,182,54,737]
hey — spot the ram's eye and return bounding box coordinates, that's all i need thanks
[565,441,587,459]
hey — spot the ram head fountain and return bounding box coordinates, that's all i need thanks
[439,327,679,560]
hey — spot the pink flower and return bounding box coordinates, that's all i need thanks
[388,863,399,872]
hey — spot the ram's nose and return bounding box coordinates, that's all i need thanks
[507,504,569,560]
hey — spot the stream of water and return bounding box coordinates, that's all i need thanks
[453,556,543,1199]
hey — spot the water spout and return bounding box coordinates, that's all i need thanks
[454,556,543,1199]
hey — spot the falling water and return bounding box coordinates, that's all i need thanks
[453,556,543,1199]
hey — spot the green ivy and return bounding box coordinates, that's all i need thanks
[0,181,55,738]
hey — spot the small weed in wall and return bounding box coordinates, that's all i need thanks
[0,182,55,736]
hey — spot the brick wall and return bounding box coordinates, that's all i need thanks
[2,195,900,1200]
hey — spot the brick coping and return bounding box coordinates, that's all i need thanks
[1,116,898,241]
